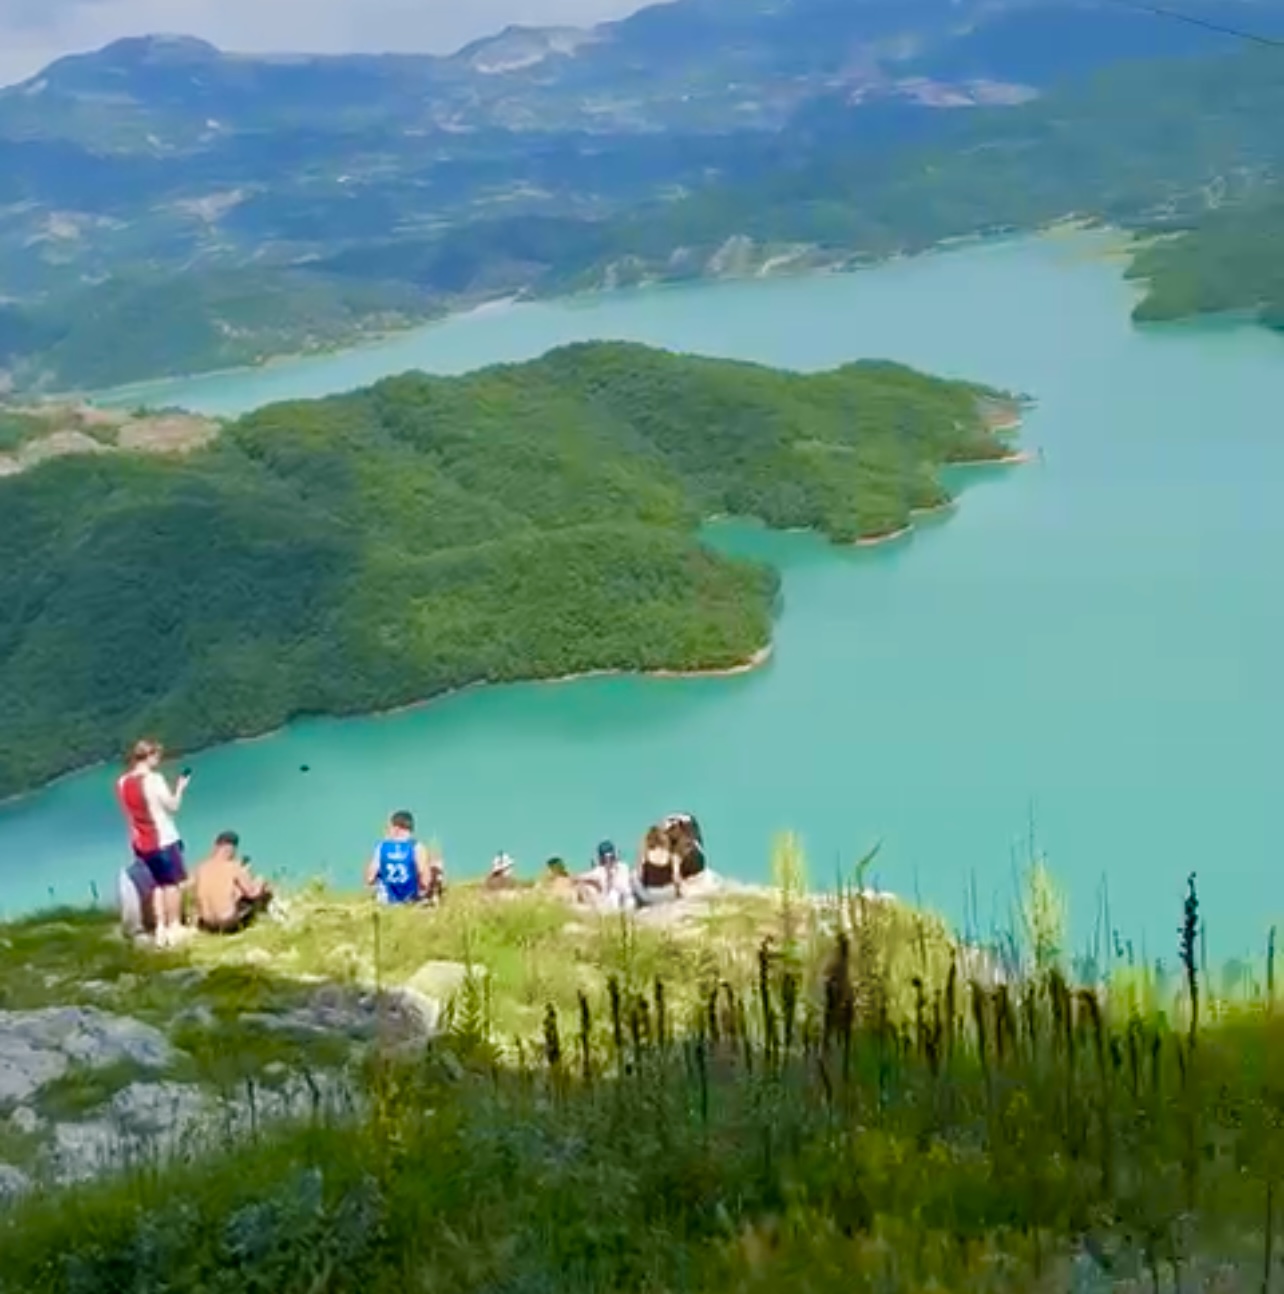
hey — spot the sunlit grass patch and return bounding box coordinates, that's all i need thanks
[0,910,159,1010]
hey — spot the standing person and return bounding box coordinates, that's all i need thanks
[115,739,191,948]
[193,832,273,934]
[365,811,442,906]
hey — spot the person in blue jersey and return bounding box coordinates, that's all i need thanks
[364,811,443,906]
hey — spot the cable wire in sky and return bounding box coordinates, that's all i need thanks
[1097,0,1284,49]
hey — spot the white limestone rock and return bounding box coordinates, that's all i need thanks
[0,1037,68,1106]
[0,1162,30,1199]
[8,1104,44,1136]
[0,1007,177,1105]
[50,1082,213,1182]
[110,1080,210,1137]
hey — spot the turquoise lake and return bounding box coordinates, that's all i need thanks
[2,233,1282,958]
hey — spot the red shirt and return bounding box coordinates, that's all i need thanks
[116,768,180,855]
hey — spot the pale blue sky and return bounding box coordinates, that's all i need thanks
[0,0,657,86]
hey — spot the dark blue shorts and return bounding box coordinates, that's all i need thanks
[136,842,187,887]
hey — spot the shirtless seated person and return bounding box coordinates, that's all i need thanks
[193,831,273,934]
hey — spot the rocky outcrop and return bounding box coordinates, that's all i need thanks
[46,1073,356,1184]
[235,973,460,1049]
[395,961,473,1035]
[0,1162,30,1199]
[0,968,464,1195]
[49,1082,210,1183]
[0,1007,177,1105]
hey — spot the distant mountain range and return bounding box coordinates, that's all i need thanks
[2,0,1284,392]
[6,0,1275,148]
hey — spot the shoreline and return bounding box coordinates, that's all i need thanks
[580,643,774,683]
[373,643,776,722]
[72,226,1107,412]
[88,295,525,410]
[854,525,912,549]
[850,497,960,551]
[950,450,1033,468]
[0,645,776,811]
[852,440,1029,551]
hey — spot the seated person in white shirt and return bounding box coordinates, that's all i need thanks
[578,840,634,912]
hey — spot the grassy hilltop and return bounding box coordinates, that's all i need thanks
[1,851,1283,1292]
[0,342,1017,800]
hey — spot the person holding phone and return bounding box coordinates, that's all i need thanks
[115,738,192,948]
[194,832,273,934]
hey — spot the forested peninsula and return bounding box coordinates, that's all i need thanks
[1127,197,1284,331]
[0,342,1016,799]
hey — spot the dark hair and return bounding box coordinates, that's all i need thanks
[545,857,569,878]
[215,831,240,849]
[391,811,415,832]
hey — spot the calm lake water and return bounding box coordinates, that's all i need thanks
[4,233,1282,957]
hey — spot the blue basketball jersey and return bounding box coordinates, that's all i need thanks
[377,838,419,904]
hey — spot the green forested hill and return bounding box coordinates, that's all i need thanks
[318,47,1284,307]
[1127,197,1284,329]
[0,343,1012,798]
[22,271,431,392]
[546,46,1284,292]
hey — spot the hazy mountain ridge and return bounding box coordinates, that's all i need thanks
[9,0,1272,149]
[2,0,1283,391]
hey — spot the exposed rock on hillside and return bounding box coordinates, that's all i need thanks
[0,1007,176,1104]
[0,962,457,1193]
[0,1164,30,1199]
[0,404,218,477]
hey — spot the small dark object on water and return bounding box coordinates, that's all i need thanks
[300,764,311,773]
